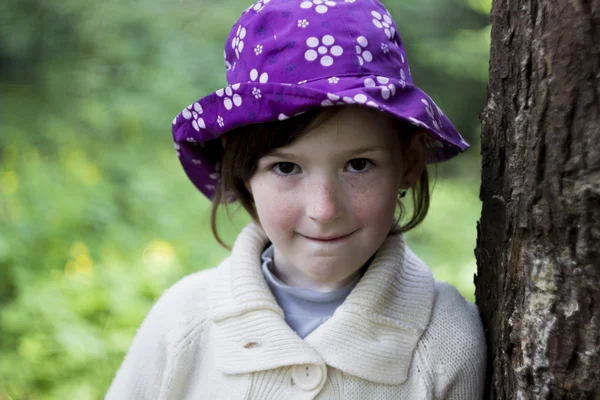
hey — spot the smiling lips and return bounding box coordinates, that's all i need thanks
[302,231,355,242]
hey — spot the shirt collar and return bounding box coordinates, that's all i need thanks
[207,222,435,385]
[260,243,361,303]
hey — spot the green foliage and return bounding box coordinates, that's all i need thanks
[0,0,489,397]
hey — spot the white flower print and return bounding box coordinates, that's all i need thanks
[328,76,340,84]
[298,19,309,28]
[433,100,444,116]
[278,114,289,120]
[304,35,344,67]
[399,68,407,88]
[298,80,308,84]
[217,116,224,127]
[300,0,336,14]
[321,93,344,106]
[205,184,216,190]
[247,0,271,13]
[408,117,430,130]
[254,44,263,55]
[342,94,378,107]
[232,25,247,59]
[371,10,396,40]
[174,142,180,157]
[321,93,378,108]
[252,87,262,99]
[421,98,443,131]
[216,83,242,111]
[364,77,396,100]
[181,102,206,132]
[345,0,355,2]
[381,43,389,54]
[224,50,232,71]
[192,159,202,165]
[356,36,373,66]
[250,68,269,84]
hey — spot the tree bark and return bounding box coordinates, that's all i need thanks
[475,0,600,398]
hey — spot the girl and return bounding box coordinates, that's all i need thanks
[108,0,486,398]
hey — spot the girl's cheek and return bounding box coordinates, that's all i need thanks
[346,174,398,214]
[252,177,301,228]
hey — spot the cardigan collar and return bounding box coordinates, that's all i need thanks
[207,222,435,385]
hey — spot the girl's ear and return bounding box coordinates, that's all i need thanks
[400,130,427,189]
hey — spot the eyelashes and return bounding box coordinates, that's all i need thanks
[270,158,374,177]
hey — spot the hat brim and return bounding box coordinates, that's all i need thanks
[172,74,469,199]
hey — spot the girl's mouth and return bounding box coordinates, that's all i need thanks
[301,231,355,243]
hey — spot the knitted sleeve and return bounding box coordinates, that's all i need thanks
[415,281,487,400]
[106,269,215,399]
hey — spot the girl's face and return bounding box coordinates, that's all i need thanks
[248,107,425,292]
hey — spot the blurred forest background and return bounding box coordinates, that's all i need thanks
[0,0,491,398]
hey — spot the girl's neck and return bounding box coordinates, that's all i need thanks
[270,247,370,293]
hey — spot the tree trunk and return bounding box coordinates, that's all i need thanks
[475,0,600,398]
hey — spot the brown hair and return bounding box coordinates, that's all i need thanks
[210,106,432,249]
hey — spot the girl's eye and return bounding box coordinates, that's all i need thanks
[346,158,372,173]
[272,162,300,176]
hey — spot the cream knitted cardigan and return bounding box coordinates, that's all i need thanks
[107,223,486,399]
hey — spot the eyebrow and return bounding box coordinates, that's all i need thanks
[267,145,387,159]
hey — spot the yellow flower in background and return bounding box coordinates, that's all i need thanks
[81,163,101,186]
[63,148,101,186]
[1,171,19,195]
[142,240,179,278]
[65,241,95,277]
[70,241,89,259]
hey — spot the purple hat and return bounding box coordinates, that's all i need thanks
[172,0,470,200]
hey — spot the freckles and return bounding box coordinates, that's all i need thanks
[349,177,397,217]
[257,187,300,228]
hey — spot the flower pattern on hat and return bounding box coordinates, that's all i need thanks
[371,9,396,40]
[422,98,443,131]
[216,84,243,111]
[251,0,271,12]
[364,77,396,100]
[232,25,246,59]
[301,0,336,14]
[304,35,344,67]
[356,36,373,66]
[250,69,269,83]
[172,0,470,200]
[181,102,206,132]
[399,68,407,88]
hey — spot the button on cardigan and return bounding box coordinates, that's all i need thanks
[107,222,487,399]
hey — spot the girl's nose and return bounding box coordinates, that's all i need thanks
[306,177,341,223]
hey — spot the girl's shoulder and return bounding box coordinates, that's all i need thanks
[403,245,484,342]
[430,280,484,336]
[139,258,230,335]
[414,279,487,388]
